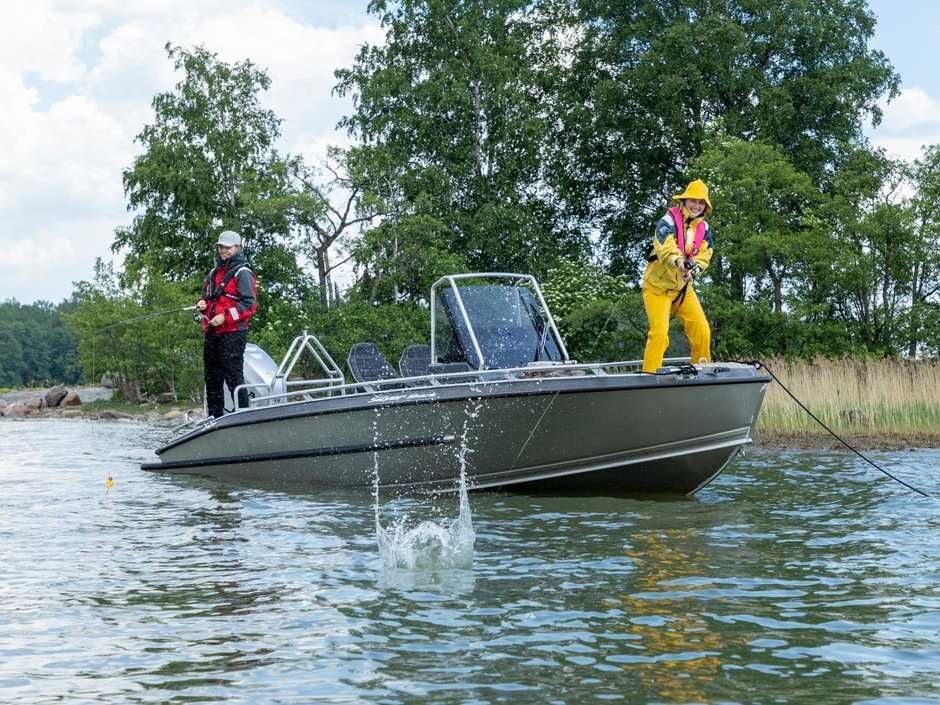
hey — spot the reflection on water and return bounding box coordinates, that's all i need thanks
[619,528,729,702]
[1,419,939,703]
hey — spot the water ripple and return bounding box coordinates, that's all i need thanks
[1,421,939,703]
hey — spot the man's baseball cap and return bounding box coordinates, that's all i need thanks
[216,230,242,247]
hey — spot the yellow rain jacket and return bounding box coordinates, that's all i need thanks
[641,208,714,296]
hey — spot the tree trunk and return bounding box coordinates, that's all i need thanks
[317,249,329,310]
[393,232,400,301]
[323,248,333,307]
[908,260,921,357]
[120,368,140,404]
[470,80,484,179]
[769,271,783,314]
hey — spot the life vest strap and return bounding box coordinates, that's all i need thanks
[669,206,706,257]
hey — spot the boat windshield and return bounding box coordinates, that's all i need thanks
[436,283,564,369]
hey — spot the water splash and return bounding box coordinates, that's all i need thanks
[373,401,479,571]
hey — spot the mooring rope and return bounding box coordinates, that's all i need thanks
[743,360,930,499]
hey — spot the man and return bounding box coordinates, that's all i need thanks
[196,230,257,417]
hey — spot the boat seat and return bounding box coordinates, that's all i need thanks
[347,342,402,391]
[399,344,432,380]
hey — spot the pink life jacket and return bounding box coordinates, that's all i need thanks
[668,206,707,257]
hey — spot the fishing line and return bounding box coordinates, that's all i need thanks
[743,360,930,498]
[509,389,559,470]
[513,287,632,467]
[585,291,629,360]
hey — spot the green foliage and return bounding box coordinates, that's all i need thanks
[559,296,647,363]
[352,209,468,302]
[906,146,940,356]
[541,257,644,362]
[556,0,899,273]
[50,7,938,375]
[542,256,628,321]
[253,292,430,378]
[802,147,927,356]
[336,0,587,298]
[0,300,79,387]
[693,137,822,307]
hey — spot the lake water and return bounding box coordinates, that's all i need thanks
[1,418,939,704]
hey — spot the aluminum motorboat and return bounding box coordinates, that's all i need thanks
[142,273,770,495]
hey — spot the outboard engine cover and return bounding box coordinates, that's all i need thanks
[221,343,287,411]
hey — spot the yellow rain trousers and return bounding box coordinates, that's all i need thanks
[642,285,711,373]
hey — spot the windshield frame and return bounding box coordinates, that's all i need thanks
[430,273,570,370]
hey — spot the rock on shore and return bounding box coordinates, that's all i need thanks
[1,387,86,417]
[0,385,113,409]
[0,386,203,426]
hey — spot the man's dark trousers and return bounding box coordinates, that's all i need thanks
[204,330,248,418]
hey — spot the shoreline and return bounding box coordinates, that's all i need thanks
[754,430,940,451]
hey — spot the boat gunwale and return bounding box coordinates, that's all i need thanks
[154,367,770,457]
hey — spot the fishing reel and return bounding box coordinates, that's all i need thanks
[192,310,206,323]
[684,258,700,278]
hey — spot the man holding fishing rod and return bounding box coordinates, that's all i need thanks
[196,230,257,418]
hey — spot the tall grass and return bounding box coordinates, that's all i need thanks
[757,357,940,443]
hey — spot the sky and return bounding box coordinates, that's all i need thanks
[2,0,939,305]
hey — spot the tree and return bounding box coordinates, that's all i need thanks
[0,300,80,387]
[693,137,822,315]
[0,326,27,387]
[555,0,899,274]
[114,44,303,298]
[335,0,588,298]
[807,148,917,355]
[908,146,940,356]
[541,256,645,362]
[287,152,380,309]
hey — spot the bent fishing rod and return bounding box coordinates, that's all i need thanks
[89,305,203,389]
[94,305,201,334]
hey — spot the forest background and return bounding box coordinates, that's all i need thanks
[2,0,938,403]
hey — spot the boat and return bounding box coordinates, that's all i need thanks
[141,273,771,495]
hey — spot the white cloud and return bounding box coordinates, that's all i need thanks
[871,136,934,163]
[0,2,381,303]
[0,1,98,82]
[4,218,120,304]
[877,87,940,132]
[871,86,940,161]
[180,7,383,157]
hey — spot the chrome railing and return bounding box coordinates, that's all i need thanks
[238,356,695,410]
[232,330,345,411]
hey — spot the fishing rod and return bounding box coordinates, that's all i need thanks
[94,305,200,333]
[90,305,201,387]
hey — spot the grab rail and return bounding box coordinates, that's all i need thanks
[240,357,696,409]
[232,330,346,411]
